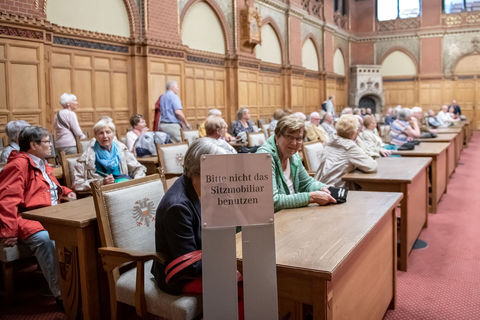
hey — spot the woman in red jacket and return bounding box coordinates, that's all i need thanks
[0,126,76,303]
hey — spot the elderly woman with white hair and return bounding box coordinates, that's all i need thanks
[315,115,377,187]
[231,106,255,138]
[54,93,86,155]
[198,108,234,141]
[152,138,234,295]
[0,120,30,163]
[390,107,420,146]
[204,116,237,154]
[72,119,146,191]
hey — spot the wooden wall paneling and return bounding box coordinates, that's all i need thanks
[455,79,476,126]
[1,39,45,138]
[383,80,417,108]
[291,76,305,113]
[147,57,182,128]
[335,77,347,111]
[50,47,132,137]
[419,80,443,110]
[304,77,321,113]
[183,63,226,127]
[442,79,454,107]
[259,72,282,121]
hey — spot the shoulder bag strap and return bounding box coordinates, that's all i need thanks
[164,250,202,284]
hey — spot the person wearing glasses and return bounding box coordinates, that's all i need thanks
[257,115,336,212]
[315,115,377,187]
[0,126,76,307]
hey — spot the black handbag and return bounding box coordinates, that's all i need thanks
[328,186,348,204]
[398,142,415,150]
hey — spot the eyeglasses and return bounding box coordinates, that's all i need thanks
[39,140,52,144]
[284,134,303,143]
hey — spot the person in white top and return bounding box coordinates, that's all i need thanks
[437,105,458,127]
[126,114,148,153]
[54,93,86,155]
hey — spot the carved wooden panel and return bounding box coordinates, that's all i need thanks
[419,81,443,110]
[147,58,182,127]
[50,47,132,136]
[0,39,44,140]
[184,64,225,126]
[291,77,322,115]
[383,80,416,108]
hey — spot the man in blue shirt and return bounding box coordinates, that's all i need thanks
[158,81,190,143]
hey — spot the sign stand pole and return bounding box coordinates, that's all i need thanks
[202,227,238,319]
[242,223,278,320]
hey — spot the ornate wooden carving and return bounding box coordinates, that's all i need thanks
[240,3,262,52]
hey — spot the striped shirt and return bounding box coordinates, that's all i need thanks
[390,119,410,146]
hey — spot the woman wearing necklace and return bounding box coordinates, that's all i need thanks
[72,118,146,191]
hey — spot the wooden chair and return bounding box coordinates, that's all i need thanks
[180,129,199,145]
[247,132,266,147]
[91,174,201,319]
[59,151,82,189]
[75,136,93,154]
[155,142,189,179]
[0,243,33,303]
[302,140,324,174]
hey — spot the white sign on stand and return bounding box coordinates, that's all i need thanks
[201,153,278,320]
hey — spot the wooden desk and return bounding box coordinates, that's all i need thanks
[237,191,403,320]
[392,142,448,213]
[342,157,431,271]
[22,197,104,320]
[137,156,158,175]
[438,131,463,164]
[419,133,456,177]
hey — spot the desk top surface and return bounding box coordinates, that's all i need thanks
[418,133,456,142]
[342,157,431,183]
[22,197,95,228]
[392,142,449,156]
[436,127,462,134]
[137,156,158,164]
[236,191,402,279]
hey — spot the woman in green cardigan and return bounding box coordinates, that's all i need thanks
[257,115,336,212]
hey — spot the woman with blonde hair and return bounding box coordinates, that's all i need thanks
[257,115,336,212]
[315,115,377,187]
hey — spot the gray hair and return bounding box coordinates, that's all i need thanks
[236,107,249,120]
[292,112,306,121]
[183,138,232,178]
[93,119,116,134]
[18,126,49,152]
[411,106,422,114]
[6,120,30,143]
[60,93,77,107]
[208,108,222,116]
[397,108,411,121]
[166,80,178,91]
[205,116,227,136]
[310,112,320,119]
[341,107,353,115]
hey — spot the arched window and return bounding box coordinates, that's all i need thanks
[454,54,480,75]
[255,24,282,65]
[302,39,319,71]
[380,51,417,76]
[444,0,480,13]
[46,0,130,37]
[181,2,226,54]
[333,49,345,76]
[377,0,421,21]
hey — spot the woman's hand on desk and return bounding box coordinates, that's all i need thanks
[103,174,115,185]
[309,190,336,205]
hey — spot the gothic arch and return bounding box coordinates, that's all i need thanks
[302,34,321,71]
[453,52,480,75]
[380,46,418,71]
[44,0,139,38]
[180,0,233,55]
[333,48,346,76]
[258,17,285,65]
